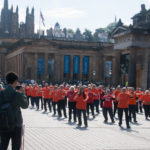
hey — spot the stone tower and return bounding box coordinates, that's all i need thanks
[25,7,34,38]
[1,0,11,36]
[10,6,19,37]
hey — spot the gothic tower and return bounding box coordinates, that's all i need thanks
[25,7,34,38]
[1,0,11,36]
[10,6,19,37]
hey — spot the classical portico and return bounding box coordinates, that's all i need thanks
[4,39,114,84]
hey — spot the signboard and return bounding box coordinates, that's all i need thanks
[83,56,89,75]
[73,56,79,74]
[64,55,70,74]
[37,58,44,75]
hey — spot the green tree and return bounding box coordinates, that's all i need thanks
[105,23,116,33]
[83,29,94,41]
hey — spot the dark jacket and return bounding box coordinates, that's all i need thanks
[1,86,28,126]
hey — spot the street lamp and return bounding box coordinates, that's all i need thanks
[92,70,96,82]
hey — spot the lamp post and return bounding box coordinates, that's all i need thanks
[92,70,96,83]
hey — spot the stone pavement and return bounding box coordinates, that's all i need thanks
[9,107,150,150]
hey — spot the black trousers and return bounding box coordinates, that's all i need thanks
[77,109,87,126]
[129,105,136,122]
[86,103,94,116]
[44,99,52,112]
[100,99,104,108]
[58,100,67,117]
[113,102,118,116]
[94,100,99,113]
[143,105,150,119]
[31,97,36,107]
[103,107,114,122]
[118,108,130,127]
[27,96,31,106]
[52,102,58,114]
[139,101,143,113]
[35,98,39,109]
[136,102,139,113]
[68,102,76,121]
[36,97,43,109]
[0,127,22,150]
[38,97,43,109]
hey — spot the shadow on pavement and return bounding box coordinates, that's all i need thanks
[119,126,139,133]
[74,126,88,131]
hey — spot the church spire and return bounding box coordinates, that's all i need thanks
[4,0,8,9]
[31,7,34,16]
[16,5,18,14]
[26,7,29,15]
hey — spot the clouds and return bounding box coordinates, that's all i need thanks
[43,8,87,19]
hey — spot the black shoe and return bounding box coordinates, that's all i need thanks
[85,124,88,128]
[112,120,115,123]
[77,123,82,127]
[93,115,95,119]
[134,120,138,123]
[127,125,131,129]
[118,123,122,127]
[104,120,108,123]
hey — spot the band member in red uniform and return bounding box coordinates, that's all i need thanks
[75,86,88,127]
[67,86,77,122]
[26,84,32,106]
[42,83,51,113]
[57,85,67,118]
[52,86,59,115]
[31,84,38,109]
[141,90,150,120]
[128,88,137,123]
[135,88,143,113]
[86,87,95,119]
[37,84,43,110]
[103,89,115,123]
[92,85,100,114]
[113,86,121,117]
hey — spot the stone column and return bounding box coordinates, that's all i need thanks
[112,57,116,86]
[79,55,83,81]
[98,54,103,82]
[44,53,48,81]
[70,55,74,81]
[89,56,93,82]
[103,57,106,83]
[140,49,149,89]
[60,55,64,82]
[128,49,136,87]
[34,53,38,81]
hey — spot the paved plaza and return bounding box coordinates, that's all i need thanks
[8,107,150,150]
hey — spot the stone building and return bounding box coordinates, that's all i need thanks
[0,4,150,89]
[0,0,34,38]
[1,39,114,85]
[111,4,150,89]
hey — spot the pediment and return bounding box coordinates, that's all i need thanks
[111,26,129,37]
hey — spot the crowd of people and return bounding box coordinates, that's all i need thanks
[0,81,150,129]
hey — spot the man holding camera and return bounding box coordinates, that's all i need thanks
[0,72,28,150]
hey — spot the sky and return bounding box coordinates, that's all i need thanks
[0,0,150,33]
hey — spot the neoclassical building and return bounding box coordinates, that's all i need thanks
[0,4,150,89]
[0,39,115,84]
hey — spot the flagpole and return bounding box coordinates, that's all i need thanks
[39,9,41,39]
